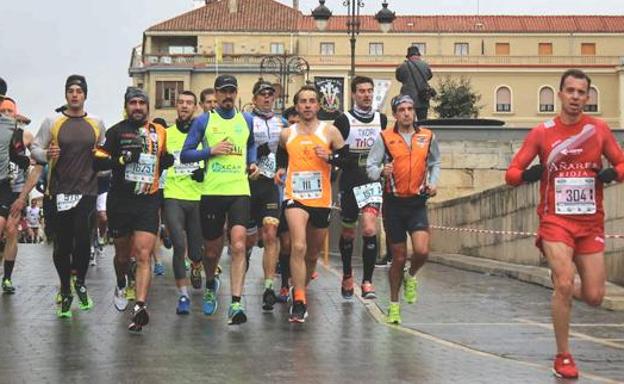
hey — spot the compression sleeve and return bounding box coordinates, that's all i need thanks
[505,127,542,186]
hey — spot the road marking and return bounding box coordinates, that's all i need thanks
[518,318,624,350]
[320,263,624,384]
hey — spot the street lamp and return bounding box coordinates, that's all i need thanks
[312,1,396,89]
[260,53,310,111]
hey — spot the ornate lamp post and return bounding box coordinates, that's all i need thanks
[312,1,396,87]
[260,53,310,111]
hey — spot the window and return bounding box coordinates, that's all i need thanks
[169,46,195,55]
[270,43,285,54]
[495,86,512,112]
[320,42,335,56]
[495,43,510,55]
[369,43,384,56]
[222,42,234,55]
[539,87,555,112]
[155,81,184,108]
[454,43,469,56]
[538,43,553,56]
[581,43,596,56]
[584,87,598,112]
[411,43,426,55]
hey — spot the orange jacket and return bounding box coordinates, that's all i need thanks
[380,127,433,197]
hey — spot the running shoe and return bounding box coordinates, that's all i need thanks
[74,282,94,310]
[311,271,320,280]
[262,288,277,311]
[361,281,377,300]
[55,291,62,304]
[227,302,247,325]
[216,264,223,276]
[57,294,73,318]
[114,287,129,311]
[190,262,202,289]
[125,283,136,301]
[376,254,391,267]
[128,304,149,332]
[553,353,579,379]
[153,262,165,276]
[176,295,190,315]
[184,259,190,271]
[277,287,289,303]
[341,275,354,299]
[202,278,220,315]
[2,278,16,294]
[289,300,308,323]
[386,303,401,324]
[404,271,418,304]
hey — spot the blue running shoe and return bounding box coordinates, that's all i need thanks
[176,295,190,315]
[154,263,165,276]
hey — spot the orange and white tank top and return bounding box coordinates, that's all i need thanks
[284,122,332,208]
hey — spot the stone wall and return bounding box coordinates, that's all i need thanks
[429,182,624,285]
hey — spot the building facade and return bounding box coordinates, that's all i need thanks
[129,0,624,128]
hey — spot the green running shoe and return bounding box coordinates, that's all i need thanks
[404,272,418,304]
[74,282,94,310]
[227,302,247,325]
[2,278,16,294]
[57,294,73,318]
[386,302,401,324]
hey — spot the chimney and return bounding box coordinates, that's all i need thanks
[293,0,299,10]
[228,0,238,13]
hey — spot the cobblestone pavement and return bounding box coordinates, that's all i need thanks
[0,244,621,383]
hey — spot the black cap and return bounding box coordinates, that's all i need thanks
[406,46,421,58]
[253,80,276,96]
[0,77,6,99]
[214,74,238,91]
[65,74,88,96]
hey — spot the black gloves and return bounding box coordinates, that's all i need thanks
[191,168,205,182]
[598,168,617,183]
[521,164,544,183]
[120,147,141,165]
[14,155,30,170]
[257,143,271,158]
[160,153,175,170]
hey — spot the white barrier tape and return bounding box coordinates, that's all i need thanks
[430,225,624,240]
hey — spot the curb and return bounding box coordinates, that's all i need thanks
[429,252,624,312]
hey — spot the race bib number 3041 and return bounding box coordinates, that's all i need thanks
[292,171,322,200]
[125,154,157,183]
[554,177,596,215]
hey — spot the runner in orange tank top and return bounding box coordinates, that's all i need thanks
[274,85,348,323]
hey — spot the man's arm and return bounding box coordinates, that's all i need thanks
[10,164,43,217]
[600,124,624,182]
[505,127,541,186]
[31,118,53,164]
[366,135,386,181]
[181,114,210,163]
[427,134,441,187]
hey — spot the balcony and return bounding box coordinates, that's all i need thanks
[130,52,624,71]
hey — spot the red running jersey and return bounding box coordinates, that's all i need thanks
[506,115,624,223]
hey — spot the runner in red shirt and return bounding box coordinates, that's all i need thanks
[506,69,624,379]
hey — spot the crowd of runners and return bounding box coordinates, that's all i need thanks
[0,67,618,378]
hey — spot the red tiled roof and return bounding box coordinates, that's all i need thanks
[147,0,624,34]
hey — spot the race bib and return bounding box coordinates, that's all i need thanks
[353,182,383,208]
[292,171,322,200]
[555,177,596,215]
[56,194,82,212]
[173,151,199,176]
[125,154,156,183]
[350,127,378,151]
[258,153,276,178]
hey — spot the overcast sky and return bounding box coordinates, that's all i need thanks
[1,0,622,132]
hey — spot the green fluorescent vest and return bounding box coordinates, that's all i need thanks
[163,124,202,201]
[202,111,250,196]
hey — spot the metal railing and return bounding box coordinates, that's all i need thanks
[130,53,624,69]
